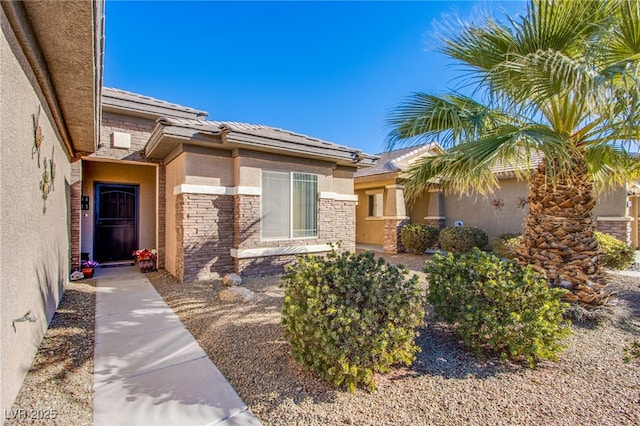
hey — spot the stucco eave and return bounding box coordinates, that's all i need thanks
[11,0,104,155]
[354,171,399,187]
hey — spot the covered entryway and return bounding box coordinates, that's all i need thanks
[79,160,158,264]
[94,183,139,262]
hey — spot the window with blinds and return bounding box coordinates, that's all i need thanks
[262,171,317,239]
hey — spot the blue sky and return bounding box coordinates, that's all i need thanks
[104,1,527,155]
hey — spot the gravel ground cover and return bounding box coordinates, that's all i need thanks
[148,254,640,426]
[6,280,95,426]
[6,252,639,426]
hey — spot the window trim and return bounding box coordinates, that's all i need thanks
[261,170,318,241]
[367,192,383,217]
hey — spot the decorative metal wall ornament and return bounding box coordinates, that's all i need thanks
[49,146,56,191]
[517,197,528,209]
[40,150,56,213]
[491,198,504,210]
[40,157,51,213]
[32,106,43,167]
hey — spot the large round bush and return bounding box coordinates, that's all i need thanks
[439,225,488,253]
[424,248,571,366]
[281,249,425,392]
[492,233,522,259]
[401,223,440,254]
[594,231,635,270]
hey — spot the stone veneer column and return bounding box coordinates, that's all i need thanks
[596,216,633,245]
[424,217,446,228]
[382,184,409,253]
[383,217,410,253]
[175,193,234,282]
[317,196,356,253]
[156,165,166,269]
[69,161,82,270]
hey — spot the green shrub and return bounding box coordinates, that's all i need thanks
[492,233,522,259]
[438,226,489,253]
[594,231,635,270]
[281,249,425,392]
[424,249,571,366]
[400,224,440,254]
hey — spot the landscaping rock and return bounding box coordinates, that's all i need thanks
[219,286,254,302]
[222,273,242,287]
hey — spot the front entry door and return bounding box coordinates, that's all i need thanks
[94,183,139,262]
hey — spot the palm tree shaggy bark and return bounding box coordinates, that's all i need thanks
[516,157,608,306]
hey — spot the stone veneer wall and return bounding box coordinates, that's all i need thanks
[233,194,261,249]
[233,195,357,276]
[383,218,410,253]
[70,161,82,270]
[318,198,356,252]
[596,219,632,245]
[424,218,446,229]
[175,193,234,282]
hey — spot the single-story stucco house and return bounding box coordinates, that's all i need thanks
[1,0,377,413]
[81,87,377,282]
[355,144,640,252]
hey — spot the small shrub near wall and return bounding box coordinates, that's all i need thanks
[400,224,440,254]
[424,249,571,367]
[492,233,522,259]
[281,249,425,392]
[439,226,489,253]
[594,231,635,270]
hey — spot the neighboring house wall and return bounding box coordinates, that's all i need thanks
[356,170,636,250]
[0,41,71,413]
[593,186,632,244]
[0,2,100,411]
[440,178,528,242]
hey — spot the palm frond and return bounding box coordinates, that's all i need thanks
[601,0,640,65]
[585,144,637,191]
[385,93,515,150]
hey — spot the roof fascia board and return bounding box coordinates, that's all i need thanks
[101,100,206,120]
[227,133,376,167]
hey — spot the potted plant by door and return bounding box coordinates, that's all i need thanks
[133,249,157,273]
[80,260,99,278]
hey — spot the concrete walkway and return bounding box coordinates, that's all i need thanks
[93,266,261,426]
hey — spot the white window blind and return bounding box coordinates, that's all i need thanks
[262,171,290,239]
[262,171,318,239]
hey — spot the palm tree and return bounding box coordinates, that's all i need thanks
[387,0,640,306]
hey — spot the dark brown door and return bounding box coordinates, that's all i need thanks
[94,183,139,262]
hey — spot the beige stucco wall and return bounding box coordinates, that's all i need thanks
[1,17,72,413]
[409,192,430,224]
[442,178,528,242]
[356,172,633,249]
[164,154,186,276]
[355,177,399,245]
[81,160,157,261]
[232,153,338,192]
[592,186,628,217]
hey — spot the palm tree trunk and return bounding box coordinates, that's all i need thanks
[516,156,609,306]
